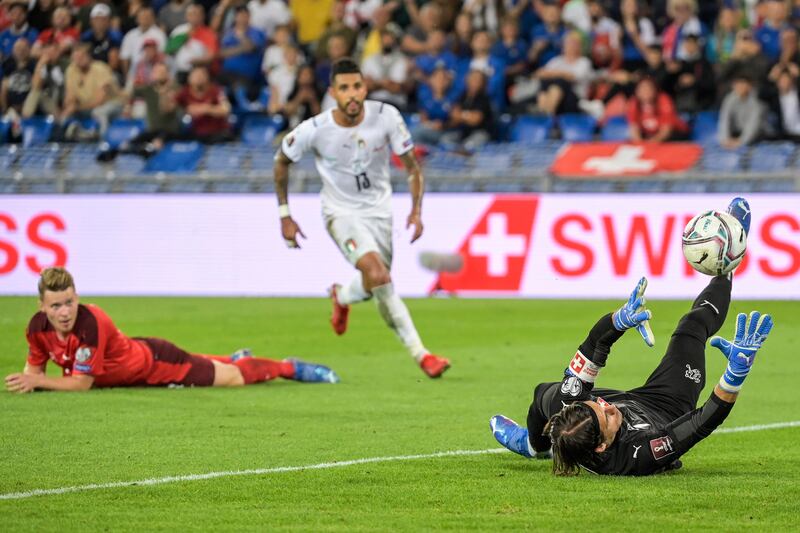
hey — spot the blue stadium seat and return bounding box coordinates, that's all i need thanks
[28,180,60,193]
[485,181,526,193]
[248,147,276,176]
[204,144,247,174]
[17,144,60,177]
[70,181,113,193]
[601,115,630,142]
[748,142,795,172]
[233,86,270,113]
[0,119,10,143]
[114,154,146,175]
[65,145,106,177]
[120,180,161,193]
[164,180,207,193]
[105,118,146,149]
[63,116,99,139]
[21,116,55,147]
[144,141,204,173]
[0,144,18,170]
[494,113,514,142]
[241,115,286,146]
[670,180,711,193]
[699,147,743,172]
[213,180,252,193]
[691,111,719,144]
[472,152,513,172]
[0,179,17,193]
[558,113,596,142]
[510,115,552,143]
[553,180,615,193]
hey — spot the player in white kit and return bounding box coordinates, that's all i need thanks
[273,59,450,378]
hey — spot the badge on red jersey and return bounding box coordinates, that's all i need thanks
[75,346,93,363]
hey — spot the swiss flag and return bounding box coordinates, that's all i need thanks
[435,196,538,293]
[551,142,703,177]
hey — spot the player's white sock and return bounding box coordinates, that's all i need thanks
[372,282,427,361]
[337,274,370,305]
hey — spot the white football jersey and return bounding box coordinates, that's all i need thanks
[279,100,414,218]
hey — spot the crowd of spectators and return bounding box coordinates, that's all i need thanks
[1,0,800,154]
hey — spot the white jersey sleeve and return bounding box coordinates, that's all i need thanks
[383,104,414,156]
[280,118,315,162]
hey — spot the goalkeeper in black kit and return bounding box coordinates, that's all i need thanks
[490,197,775,476]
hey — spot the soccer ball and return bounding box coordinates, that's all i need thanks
[682,211,747,276]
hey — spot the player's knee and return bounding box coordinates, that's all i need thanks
[211,361,245,387]
[358,254,391,287]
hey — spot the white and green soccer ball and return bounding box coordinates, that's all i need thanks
[682,211,747,276]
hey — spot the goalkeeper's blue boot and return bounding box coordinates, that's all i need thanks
[490,415,533,458]
[286,358,340,384]
[726,197,751,236]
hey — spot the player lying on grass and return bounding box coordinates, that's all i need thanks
[5,268,339,393]
[490,199,774,475]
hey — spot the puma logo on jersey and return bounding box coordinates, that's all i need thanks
[633,445,642,459]
[700,300,719,315]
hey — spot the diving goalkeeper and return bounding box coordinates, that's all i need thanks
[490,198,775,475]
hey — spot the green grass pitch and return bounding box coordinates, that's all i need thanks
[1,295,799,530]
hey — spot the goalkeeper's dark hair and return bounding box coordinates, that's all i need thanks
[544,403,602,476]
[330,58,361,83]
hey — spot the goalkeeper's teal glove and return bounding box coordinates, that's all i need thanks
[612,277,655,347]
[710,311,774,393]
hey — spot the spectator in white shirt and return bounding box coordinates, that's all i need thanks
[361,22,410,110]
[120,7,166,81]
[247,0,291,38]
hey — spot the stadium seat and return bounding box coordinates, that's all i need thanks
[0,144,18,171]
[601,115,630,142]
[699,147,743,173]
[65,145,106,178]
[691,111,719,144]
[494,113,514,142]
[558,113,597,142]
[69,180,113,193]
[233,86,270,113]
[472,152,513,173]
[0,118,10,143]
[114,154,146,175]
[0,179,17,193]
[213,180,252,193]
[120,180,161,193]
[510,115,553,143]
[485,181,526,193]
[164,180,208,193]
[21,116,55,147]
[63,116,100,139]
[105,118,146,149]
[144,141,204,173]
[204,144,248,174]
[748,142,795,172]
[17,144,60,177]
[241,115,286,146]
[27,180,60,193]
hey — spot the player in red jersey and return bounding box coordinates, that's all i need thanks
[5,268,339,393]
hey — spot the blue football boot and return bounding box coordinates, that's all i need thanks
[286,358,340,384]
[726,197,751,237]
[490,415,534,458]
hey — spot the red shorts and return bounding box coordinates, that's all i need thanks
[136,337,215,387]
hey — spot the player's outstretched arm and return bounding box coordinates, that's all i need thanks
[400,150,424,243]
[5,372,94,393]
[274,150,306,249]
[612,277,655,347]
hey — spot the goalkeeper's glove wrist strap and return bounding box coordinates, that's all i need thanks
[719,366,748,393]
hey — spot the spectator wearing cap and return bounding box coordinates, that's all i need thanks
[120,7,166,80]
[707,5,740,64]
[159,0,191,35]
[661,0,708,62]
[61,43,123,135]
[412,63,460,147]
[74,0,118,33]
[755,0,790,62]
[131,38,168,88]
[626,77,689,142]
[80,4,122,65]
[534,30,594,116]
[0,1,38,61]
[248,0,292,38]
[167,4,218,83]
[32,6,78,60]
[175,65,233,143]
[362,22,411,110]
[619,0,657,72]
[528,1,566,68]
[450,69,494,151]
[1,37,35,133]
[219,6,266,92]
[718,71,771,149]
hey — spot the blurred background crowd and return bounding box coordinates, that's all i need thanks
[1,0,800,154]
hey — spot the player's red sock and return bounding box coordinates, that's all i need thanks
[233,358,295,384]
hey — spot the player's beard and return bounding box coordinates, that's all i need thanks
[341,98,363,118]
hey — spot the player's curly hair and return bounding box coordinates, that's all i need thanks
[38,267,75,299]
[544,403,602,476]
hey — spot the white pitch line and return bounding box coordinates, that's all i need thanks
[1,420,798,502]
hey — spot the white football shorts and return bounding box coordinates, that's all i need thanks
[325,215,393,267]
